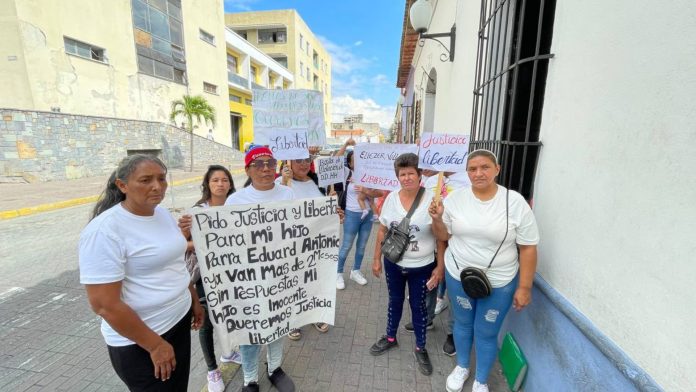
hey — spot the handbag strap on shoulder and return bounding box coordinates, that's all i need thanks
[406,187,425,220]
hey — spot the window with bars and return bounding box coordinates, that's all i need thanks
[203,82,217,94]
[199,29,215,45]
[469,0,556,200]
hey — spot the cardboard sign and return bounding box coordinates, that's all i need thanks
[353,143,419,191]
[418,132,470,172]
[252,89,326,147]
[315,157,345,188]
[190,197,339,349]
[267,130,309,160]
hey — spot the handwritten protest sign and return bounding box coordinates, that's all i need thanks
[267,130,309,160]
[315,157,345,188]
[190,197,339,349]
[253,89,326,147]
[418,132,470,172]
[353,143,418,191]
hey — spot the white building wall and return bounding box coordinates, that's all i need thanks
[409,0,480,135]
[533,1,696,390]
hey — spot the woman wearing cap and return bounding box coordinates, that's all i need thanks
[226,147,296,392]
[429,149,539,392]
[79,154,204,391]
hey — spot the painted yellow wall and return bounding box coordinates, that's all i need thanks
[225,9,332,135]
[229,89,253,151]
[0,0,233,146]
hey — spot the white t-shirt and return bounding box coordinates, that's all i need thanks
[379,189,436,268]
[344,168,369,212]
[79,204,192,346]
[443,185,539,287]
[226,183,295,205]
[274,177,323,199]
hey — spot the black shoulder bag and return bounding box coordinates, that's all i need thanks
[380,187,425,263]
[453,188,509,299]
[338,170,352,211]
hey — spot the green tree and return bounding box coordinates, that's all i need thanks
[170,95,216,171]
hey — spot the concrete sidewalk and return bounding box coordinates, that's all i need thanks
[0,164,244,219]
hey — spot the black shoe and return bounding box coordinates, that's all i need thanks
[241,382,259,392]
[404,321,434,333]
[370,335,398,356]
[268,367,295,392]
[414,348,433,376]
[443,334,456,356]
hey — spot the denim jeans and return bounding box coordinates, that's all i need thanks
[195,278,218,371]
[446,270,518,383]
[337,210,374,273]
[425,284,453,334]
[384,259,435,349]
[239,338,284,385]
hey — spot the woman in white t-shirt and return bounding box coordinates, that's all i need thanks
[369,153,445,377]
[430,149,539,392]
[274,155,330,340]
[79,154,204,391]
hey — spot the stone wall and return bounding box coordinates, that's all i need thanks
[0,109,243,182]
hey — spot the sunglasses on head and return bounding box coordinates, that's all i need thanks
[249,159,278,169]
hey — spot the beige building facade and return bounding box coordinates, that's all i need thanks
[225,9,332,134]
[0,0,234,146]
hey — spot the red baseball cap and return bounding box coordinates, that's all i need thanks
[244,146,274,167]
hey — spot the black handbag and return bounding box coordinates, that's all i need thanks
[453,188,509,299]
[380,187,425,263]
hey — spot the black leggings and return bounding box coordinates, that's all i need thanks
[107,310,191,391]
[196,278,218,371]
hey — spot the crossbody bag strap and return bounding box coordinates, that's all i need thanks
[405,186,425,219]
[452,187,510,271]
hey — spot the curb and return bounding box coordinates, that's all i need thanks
[0,169,245,221]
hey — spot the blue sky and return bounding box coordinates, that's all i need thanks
[223,0,405,128]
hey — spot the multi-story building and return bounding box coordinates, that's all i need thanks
[225,28,293,151]
[0,0,236,146]
[225,10,332,135]
[331,114,381,143]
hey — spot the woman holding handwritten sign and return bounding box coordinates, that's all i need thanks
[180,165,237,392]
[429,150,539,392]
[79,154,204,391]
[226,146,296,392]
[275,155,331,341]
[370,153,445,376]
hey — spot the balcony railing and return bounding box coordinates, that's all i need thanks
[228,72,249,88]
[251,82,265,90]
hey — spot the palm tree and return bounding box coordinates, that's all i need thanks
[170,95,216,171]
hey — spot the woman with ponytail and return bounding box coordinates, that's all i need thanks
[79,154,204,391]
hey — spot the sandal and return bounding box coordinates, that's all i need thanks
[287,329,302,340]
[313,322,329,333]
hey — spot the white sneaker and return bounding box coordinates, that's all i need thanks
[435,298,448,315]
[350,270,367,285]
[219,350,242,364]
[472,380,489,392]
[207,369,225,392]
[446,366,470,392]
[337,273,345,290]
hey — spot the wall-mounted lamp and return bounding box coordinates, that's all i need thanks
[409,0,456,62]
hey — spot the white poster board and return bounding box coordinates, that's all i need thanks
[190,197,339,349]
[353,143,419,191]
[417,132,470,172]
[253,89,326,147]
[315,157,345,188]
[267,130,310,160]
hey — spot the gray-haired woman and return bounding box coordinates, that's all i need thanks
[79,154,204,391]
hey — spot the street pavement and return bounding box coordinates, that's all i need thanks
[0,172,507,392]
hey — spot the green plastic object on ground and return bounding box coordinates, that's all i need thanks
[499,332,528,391]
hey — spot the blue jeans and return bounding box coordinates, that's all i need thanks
[239,338,284,384]
[337,210,374,273]
[446,270,519,383]
[384,259,435,349]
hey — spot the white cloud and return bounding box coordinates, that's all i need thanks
[332,95,396,129]
[371,74,390,85]
[224,0,260,11]
[354,40,363,46]
[317,35,370,75]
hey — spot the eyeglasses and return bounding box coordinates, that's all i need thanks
[292,157,314,164]
[249,159,278,169]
